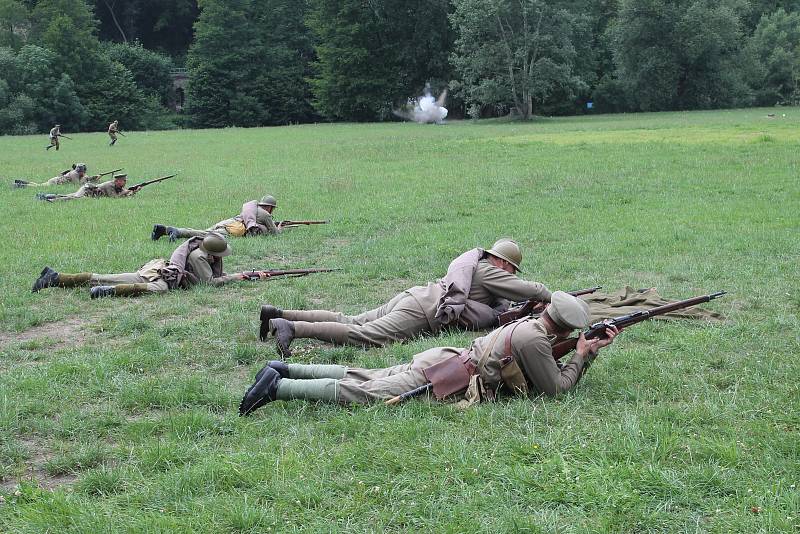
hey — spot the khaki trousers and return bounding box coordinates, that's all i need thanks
[90,273,168,293]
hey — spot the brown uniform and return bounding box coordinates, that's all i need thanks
[45,179,132,201]
[274,316,591,404]
[171,202,280,239]
[108,121,118,144]
[27,169,88,187]
[283,260,552,347]
[48,126,60,150]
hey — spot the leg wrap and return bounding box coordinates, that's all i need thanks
[287,364,347,380]
[282,310,344,323]
[292,321,351,345]
[57,272,92,287]
[276,378,338,402]
[113,283,150,297]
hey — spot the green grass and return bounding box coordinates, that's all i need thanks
[0,108,798,532]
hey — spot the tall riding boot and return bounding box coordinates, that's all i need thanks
[276,378,339,402]
[287,364,347,379]
[292,321,351,344]
[282,310,344,323]
[57,272,92,287]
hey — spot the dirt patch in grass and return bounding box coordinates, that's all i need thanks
[0,315,97,351]
[0,438,77,492]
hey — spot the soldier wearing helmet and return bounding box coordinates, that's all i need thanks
[239,292,620,415]
[262,239,553,357]
[108,120,119,145]
[36,173,135,202]
[151,195,283,242]
[31,232,243,298]
[14,163,101,188]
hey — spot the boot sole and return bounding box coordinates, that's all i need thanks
[259,306,281,341]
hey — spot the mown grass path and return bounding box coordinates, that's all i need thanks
[1,108,798,531]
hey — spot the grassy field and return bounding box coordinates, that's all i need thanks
[0,108,798,532]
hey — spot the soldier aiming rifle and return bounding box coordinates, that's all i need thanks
[239,290,724,415]
[14,165,121,188]
[36,173,175,202]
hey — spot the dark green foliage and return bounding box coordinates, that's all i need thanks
[307,0,452,121]
[609,0,751,111]
[0,0,28,49]
[105,41,174,105]
[450,0,588,119]
[187,0,316,127]
[0,44,86,133]
[744,8,800,105]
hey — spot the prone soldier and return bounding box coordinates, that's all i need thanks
[239,291,619,414]
[36,174,134,202]
[151,195,282,241]
[262,239,553,357]
[31,233,243,298]
[14,163,99,188]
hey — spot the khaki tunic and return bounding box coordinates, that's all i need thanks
[174,206,279,239]
[184,248,239,286]
[305,260,552,347]
[335,317,590,403]
[48,179,131,201]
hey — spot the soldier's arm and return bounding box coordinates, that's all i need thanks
[515,333,589,396]
[260,214,281,235]
[479,265,552,303]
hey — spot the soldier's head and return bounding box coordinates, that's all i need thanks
[258,195,277,213]
[200,232,231,259]
[113,174,127,189]
[542,291,590,337]
[486,239,522,274]
[75,163,87,175]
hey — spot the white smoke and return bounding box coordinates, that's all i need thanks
[394,86,448,124]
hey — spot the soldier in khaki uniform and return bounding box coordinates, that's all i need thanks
[36,174,134,202]
[14,164,98,188]
[264,239,552,357]
[31,233,245,298]
[108,120,120,145]
[151,195,282,241]
[239,291,619,414]
[45,124,62,150]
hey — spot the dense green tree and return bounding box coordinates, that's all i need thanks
[308,0,452,121]
[0,44,86,133]
[186,0,265,127]
[105,41,173,105]
[744,8,800,105]
[450,0,587,119]
[610,0,751,111]
[0,0,28,49]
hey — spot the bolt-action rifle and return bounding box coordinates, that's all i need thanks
[128,174,177,193]
[90,168,123,181]
[498,286,602,326]
[277,220,329,228]
[386,291,726,406]
[240,267,338,281]
[550,291,726,361]
[58,134,73,140]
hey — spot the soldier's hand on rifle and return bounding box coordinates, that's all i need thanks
[531,301,547,314]
[576,323,619,358]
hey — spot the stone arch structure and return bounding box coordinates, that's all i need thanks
[171,68,189,112]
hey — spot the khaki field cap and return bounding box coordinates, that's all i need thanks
[548,291,590,330]
[258,195,277,207]
[114,174,127,180]
[487,239,523,271]
[200,232,231,257]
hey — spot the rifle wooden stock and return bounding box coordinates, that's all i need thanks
[129,174,177,191]
[385,383,432,406]
[550,291,726,361]
[241,267,338,280]
[498,286,602,326]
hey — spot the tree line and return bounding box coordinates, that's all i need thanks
[1,0,798,134]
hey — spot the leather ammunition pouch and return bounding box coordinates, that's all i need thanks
[499,321,529,396]
[422,351,475,400]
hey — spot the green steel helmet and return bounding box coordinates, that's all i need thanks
[486,238,522,272]
[75,163,87,173]
[200,232,231,257]
[258,195,277,207]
